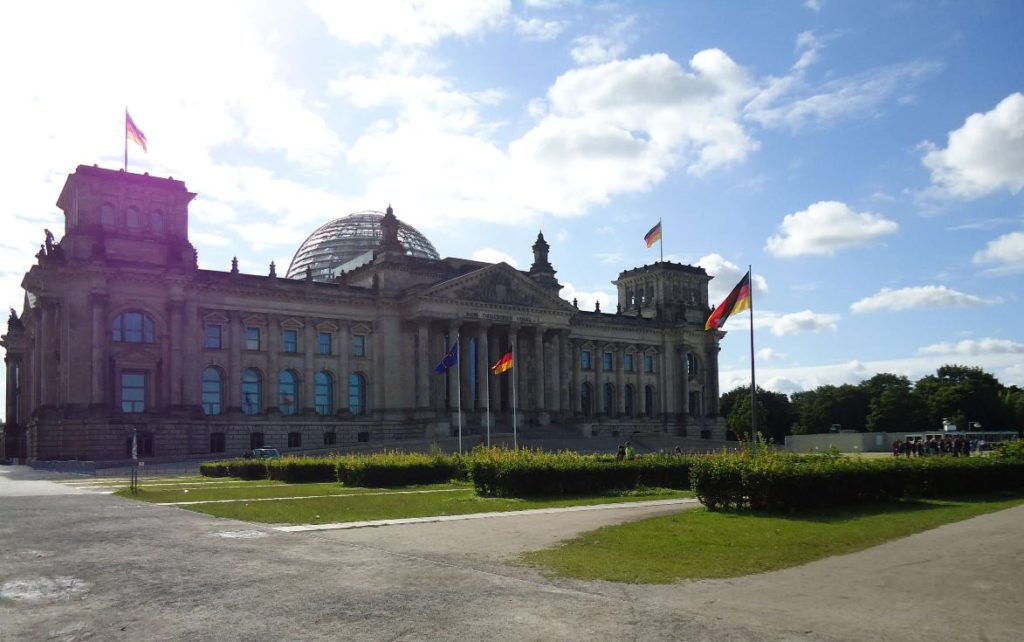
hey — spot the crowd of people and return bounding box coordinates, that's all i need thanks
[892,434,978,457]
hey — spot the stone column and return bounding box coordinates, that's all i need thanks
[509,325,522,417]
[594,344,604,416]
[37,299,53,406]
[228,311,241,410]
[169,299,184,407]
[708,345,720,415]
[417,320,430,409]
[488,327,500,412]
[475,323,489,411]
[447,321,460,411]
[303,319,316,412]
[634,345,643,417]
[337,322,350,414]
[267,316,279,410]
[549,330,560,414]
[680,346,690,417]
[533,326,546,412]
[568,338,579,414]
[615,343,625,415]
[90,294,106,405]
[459,330,471,412]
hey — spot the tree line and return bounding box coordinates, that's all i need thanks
[719,365,1024,443]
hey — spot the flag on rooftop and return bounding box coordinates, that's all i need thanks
[705,272,752,331]
[643,221,662,248]
[126,110,147,152]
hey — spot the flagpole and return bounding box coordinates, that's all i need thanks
[512,340,518,449]
[124,108,128,172]
[456,333,463,454]
[659,217,663,263]
[748,266,757,443]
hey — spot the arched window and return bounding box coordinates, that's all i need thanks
[242,368,262,416]
[279,370,298,416]
[348,373,366,415]
[126,207,140,229]
[581,382,593,418]
[603,382,615,416]
[151,209,164,234]
[201,367,223,415]
[100,203,115,226]
[624,384,635,417]
[645,385,655,417]
[113,312,155,343]
[315,371,333,415]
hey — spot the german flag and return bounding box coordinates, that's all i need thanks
[491,349,513,375]
[643,221,662,248]
[705,272,752,331]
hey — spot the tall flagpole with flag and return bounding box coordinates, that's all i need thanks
[511,339,518,449]
[705,269,755,440]
[434,334,462,453]
[491,344,515,448]
[125,109,148,171]
[644,219,663,262]
[485,357,491,447]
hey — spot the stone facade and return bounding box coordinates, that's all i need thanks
[2,165,725,462]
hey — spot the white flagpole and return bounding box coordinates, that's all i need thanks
[456,333,463,454]
[659,217,663,263]
[512,340,518,449]
[748,266,757,443]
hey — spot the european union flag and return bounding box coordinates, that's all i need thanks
[434,341,459,374]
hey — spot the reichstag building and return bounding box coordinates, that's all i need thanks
[2,165,725,461]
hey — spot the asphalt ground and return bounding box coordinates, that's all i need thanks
[2,465,1022,642]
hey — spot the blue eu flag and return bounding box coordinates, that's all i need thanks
[434,341,459,374]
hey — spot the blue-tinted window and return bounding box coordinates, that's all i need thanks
[201,367,222,415]
[603,352,613,371]
[204,324,222,349]
[282,329,298,353]
[242,369,262,415]
[246,327,261,351]
[581,350,592,370]
[352,335,366,357]
[349,373,366,415]
[318,332,332,355]
[315,371,333,415]
[121,371,146,413]
[279,370,298,415]
[645,354,654,373]
[113,312,155,343]
[624,353,634,372]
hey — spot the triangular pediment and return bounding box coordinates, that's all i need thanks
[418,263,573,312]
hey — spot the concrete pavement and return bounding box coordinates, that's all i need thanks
[1,465,1021,641]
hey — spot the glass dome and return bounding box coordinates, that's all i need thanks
[286,210,440,281]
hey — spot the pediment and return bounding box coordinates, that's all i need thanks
[419,263,572,312]
[316,320,339,332]
[279,317,304,330]
[242,314,267,327]
[201,311,229,325]
[350,322,372,335]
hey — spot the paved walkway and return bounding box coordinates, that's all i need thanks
[2,465,1022,641]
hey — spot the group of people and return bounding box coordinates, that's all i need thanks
[892,435,976,457]
[615,442,635,461]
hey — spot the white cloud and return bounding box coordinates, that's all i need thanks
[803,0,824,12]
[595,252,624,265]
[973,231,1024,275]
[918,338,1024,356]
[757,347,788,360]
[793,31,826,71]
[922,93,1024,199]
[696,253,768,303]
[559,282,613,312]
[765,201,898,257]
[308,0,510,47]
[747,60,940,131]
[515,17,564,40]
[765,310,840,336]
[471,248,519,267]
[569,16,635,65]
[850,286,1000,313]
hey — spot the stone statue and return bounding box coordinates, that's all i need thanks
[231,257,239,274]
[44,228,55,254]
[269,261,277,278]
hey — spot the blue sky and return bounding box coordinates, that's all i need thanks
[1,0,1023,405]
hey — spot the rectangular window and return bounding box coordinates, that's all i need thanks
[282,329,298,353]
[246,327,261,351]
[624,353,634,372]
[603,352,613,371]
[318,332,332,355]
[288,432,302,448]
[581,350,592,370]
[352,334,366,357]
[323,431,337,446]
[210,432,226,453]
[645,354,654,373]
[204,324,222,349]
[120,371,146,413]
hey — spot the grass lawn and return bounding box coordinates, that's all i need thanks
[117,480,693,525]
[520,491,1024,584]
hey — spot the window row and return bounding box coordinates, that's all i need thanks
[125,429,345,458]
[202,367,368,417]
[204,325,366,357]
[579,382,657,418]
[99,203,166,233]
[580,349,655,373]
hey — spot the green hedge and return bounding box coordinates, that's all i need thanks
[690,452,1024,512]
[335,452,467,487]
[267,457,338,483]
[468,448,693,497]
[199,459,268,480]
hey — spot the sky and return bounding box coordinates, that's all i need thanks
[1,0,1023,415]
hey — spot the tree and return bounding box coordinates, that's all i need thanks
[720,385,796,443]
[914,365,1003,431]
[791,384,868,433]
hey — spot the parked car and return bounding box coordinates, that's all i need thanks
[249,448,281,459]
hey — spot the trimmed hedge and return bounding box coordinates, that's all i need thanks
[335,452,467,487]
[267,457,338,483]
[690,452,1024,512]
[468,447,693,497]
[199,459,268,480]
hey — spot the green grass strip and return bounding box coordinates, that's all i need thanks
[521,491,1024,584]
[115,481,466,503]
[135,484,691,524]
